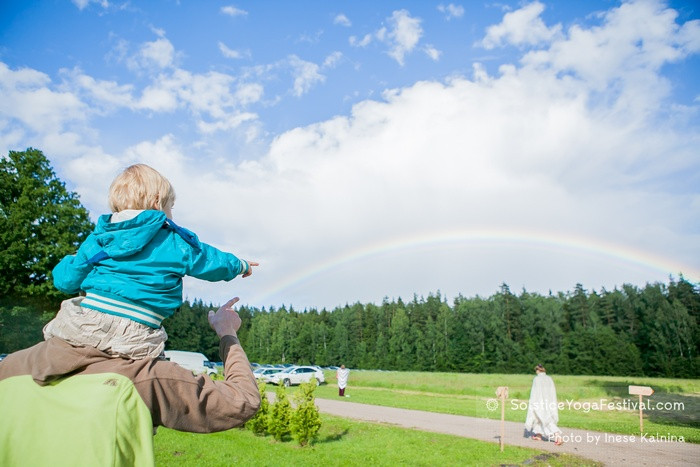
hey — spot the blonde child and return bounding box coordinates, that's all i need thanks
[44,164,258,358]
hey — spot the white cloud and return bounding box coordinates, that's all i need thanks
[137,83,178,112]
[438,3,465,20]
[125,134,186,170]
[289,55,325,97]
[197,112,258,134]
[349,33,373,47]
[140,37,176,68]
[323,51,343,68]
[126,37,177,71]
[424,45,442,61]
[235,82,264,105]
[175,70,245,117]
[387,10,423,65]
[334,14,351,27]
[218,42,246,59]
[0,61,50,90]
[1,34,263,147]
[519,0,700,97]
[71,0,109,10]
[221,5,247,17]
[480,1,562,50]
[0,64,116,181]
[60,67,135,110]
[62,149,124,213]
[348,10,424,64]
[0,62,87,136]
[348,9,424,65]
[240,54,334,100]
[100,34,262,128]
[0,119,25,151]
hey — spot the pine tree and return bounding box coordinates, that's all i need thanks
[246,381,270,436]
[290,382,322,446]
[268,385,292,441]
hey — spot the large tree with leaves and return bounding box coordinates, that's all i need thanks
[0,148,93,306]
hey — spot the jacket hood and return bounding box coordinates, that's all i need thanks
[93,210,166,258]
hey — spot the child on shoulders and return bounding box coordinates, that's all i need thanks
[44,164,258,359]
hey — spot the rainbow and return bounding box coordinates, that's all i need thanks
[250,228,699,304]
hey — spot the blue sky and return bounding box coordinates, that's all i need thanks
[1,0,699,310]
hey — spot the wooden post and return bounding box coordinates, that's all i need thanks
[628,385,654,433]
[496,386,508,452]
[639,394,643,432]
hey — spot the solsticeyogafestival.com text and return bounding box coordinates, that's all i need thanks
[508,398,685,414]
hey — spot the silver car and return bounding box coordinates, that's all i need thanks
[254,367,284,383]
[268,365,325,387]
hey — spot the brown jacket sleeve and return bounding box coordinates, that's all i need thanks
[132,335,261,432]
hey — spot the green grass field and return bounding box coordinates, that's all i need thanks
[153,371,697,465]
[309,370,700,443]
[154,415,599,466]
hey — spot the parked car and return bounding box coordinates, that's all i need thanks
[0,353,7,362]
[254,367,284,383]
[164,350,218,376]
[268,365,325,387]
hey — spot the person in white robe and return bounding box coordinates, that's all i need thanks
[336,365,350,397]
[525,364,563,445]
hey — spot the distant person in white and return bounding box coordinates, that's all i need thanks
[336,365,350,397]
[525,364,563,445]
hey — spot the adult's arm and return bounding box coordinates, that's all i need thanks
[136,334,261,433]
[133,297,260,432]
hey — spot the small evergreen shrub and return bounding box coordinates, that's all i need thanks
[246,381,269,436]
[290,381,322,446]
[267,384,292,441]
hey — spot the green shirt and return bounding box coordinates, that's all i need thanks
[0,372,154,467]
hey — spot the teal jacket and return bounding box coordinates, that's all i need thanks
[53,210,249,328]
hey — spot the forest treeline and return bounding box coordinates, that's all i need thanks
[167,278,699,378]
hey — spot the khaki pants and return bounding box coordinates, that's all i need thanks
[43,296,167,359]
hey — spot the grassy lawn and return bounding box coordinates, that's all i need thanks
[154,414,599,466]
[307,370,700,443]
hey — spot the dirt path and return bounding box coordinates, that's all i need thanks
[315,397,699,466]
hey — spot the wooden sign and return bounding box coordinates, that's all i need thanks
[628,385,654,396]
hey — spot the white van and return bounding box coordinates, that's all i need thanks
[164,350,218,376]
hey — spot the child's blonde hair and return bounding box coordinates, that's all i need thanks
[108,164,176,213]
